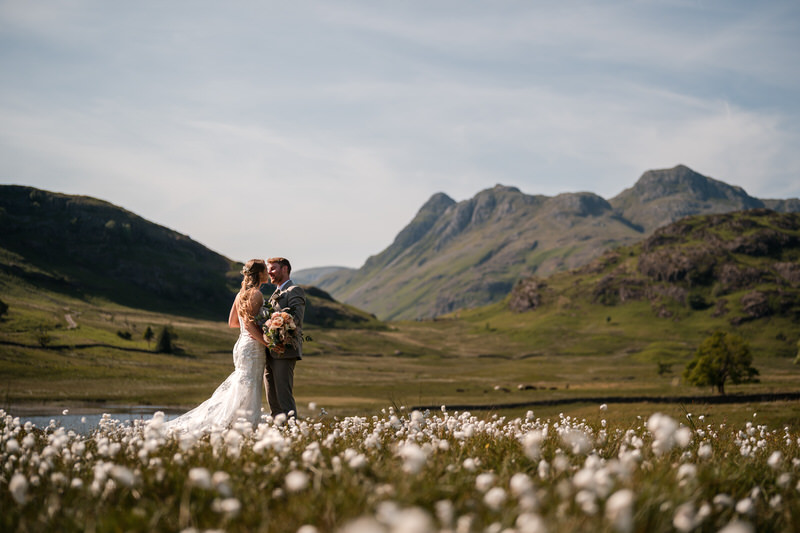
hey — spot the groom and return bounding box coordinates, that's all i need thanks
[264,257,305,418]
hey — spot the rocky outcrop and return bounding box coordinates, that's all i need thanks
[774,262,800,286]
[509,278,550,312]
[741,291,772,319]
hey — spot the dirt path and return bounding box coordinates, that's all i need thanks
[65,314,78,329]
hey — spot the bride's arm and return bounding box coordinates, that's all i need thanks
[242,290,271,348]
[228,294,240,328]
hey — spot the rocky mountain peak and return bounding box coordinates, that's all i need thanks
[420,192,456,213]
[544,192,612,217]
[629,165,758,204]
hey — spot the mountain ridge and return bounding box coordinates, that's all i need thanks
[309,165,800,320]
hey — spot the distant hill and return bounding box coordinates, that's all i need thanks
[315,165,800,320]
[0,185,383,328]
[293,266,354,286]
[509,209,800,325]
[0,185,240,318]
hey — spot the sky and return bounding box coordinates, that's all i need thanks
[1,1,799,270]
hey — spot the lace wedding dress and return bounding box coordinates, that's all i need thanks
[163,318,266,434]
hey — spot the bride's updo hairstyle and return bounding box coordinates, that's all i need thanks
[238,259,266,319]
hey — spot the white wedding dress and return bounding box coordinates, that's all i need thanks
[163,318,266,434]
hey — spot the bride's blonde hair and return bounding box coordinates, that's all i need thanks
[238,259,266,319]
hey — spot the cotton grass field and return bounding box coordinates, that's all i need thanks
[2,403,799,533]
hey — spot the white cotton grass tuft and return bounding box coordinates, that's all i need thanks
[337,517,386,533]
[735,497,755,515]
[767,451,783,470]
[483,487,507,511]
[522,430,545,460]
[110,465,135,488]
[212,471,232,497]
[285,470,310,492]
[9,473,28,505]
[672,502,699,533]
[475,472,497,492]
[697,443,713,460]
[674,427,692,448]
[647,413,683,456]
[605,489,634,533]
[509,472,534,497]
[515,512,547,533]
[396,443,428,474]
[560,428,593,455]
[212,497,241,516]
[378,505,434,533]
[718,520,755,533]
[188,467,212,490]
[434,500,454,529]
[6,438,20,454]
[676,464,697,484]
[462,457,478,471]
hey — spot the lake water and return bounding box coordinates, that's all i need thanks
[8,406,182,433]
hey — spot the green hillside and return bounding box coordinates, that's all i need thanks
[0,185,380,330]
[458,208,800,366]
[0,185,240,319]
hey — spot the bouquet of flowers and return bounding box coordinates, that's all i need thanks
[261,310,300,355]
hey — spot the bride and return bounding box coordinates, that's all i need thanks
[163,259,270,434]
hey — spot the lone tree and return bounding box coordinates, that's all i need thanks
[154,326,176,354]
[684,331,759,395]
[143,326,154,348]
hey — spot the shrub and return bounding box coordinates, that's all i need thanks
[35,325,52,347]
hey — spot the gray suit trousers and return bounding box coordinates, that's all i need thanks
[264,354,297,418]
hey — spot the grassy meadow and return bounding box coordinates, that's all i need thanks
[2,266,800,532]
[1,268,798,432]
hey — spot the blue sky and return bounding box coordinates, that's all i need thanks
[1,1,798,269]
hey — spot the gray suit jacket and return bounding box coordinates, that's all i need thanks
[268,281,305,359]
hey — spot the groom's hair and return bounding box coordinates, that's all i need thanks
[267,257,292,274]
